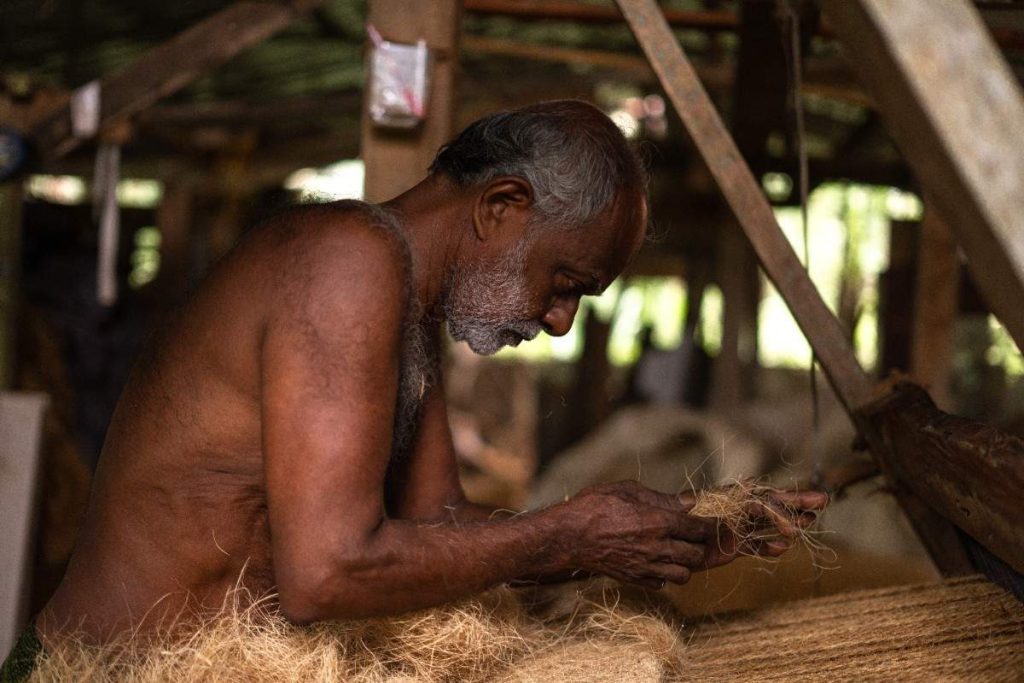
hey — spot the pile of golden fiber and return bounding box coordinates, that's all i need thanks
[29,577,1023,682]
[30,584,682,683]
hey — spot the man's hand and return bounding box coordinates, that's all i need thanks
[561,481,715,590]
[682,486,829,570]
[556,482,828,590]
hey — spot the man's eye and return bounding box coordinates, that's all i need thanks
[559,279,582,296]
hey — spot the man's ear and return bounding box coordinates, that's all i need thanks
[472,176,533,243]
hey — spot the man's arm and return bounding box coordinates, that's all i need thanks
[261,223,712,623]
[386,375,506,523]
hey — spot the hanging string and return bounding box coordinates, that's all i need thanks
[780,1,822,469]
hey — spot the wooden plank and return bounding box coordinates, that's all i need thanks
[911,205,960,410]
[856,381,1024,575]
[614,0,872,414]
[823,0,1024,353]
[361,0,461,202]
[32,0,322,159]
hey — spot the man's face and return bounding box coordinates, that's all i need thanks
[444,191,646,355]
[443,236,543,355]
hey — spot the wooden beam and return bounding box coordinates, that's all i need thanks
[823,0,1024,353]
[856,382,1024,575]
[911,205,960,410]
[139,91,361,128]
[464,0,738,30]
[465,0,1024,54]
[614,0,872,414]
[361,0,461,203]
[31,0,322,159]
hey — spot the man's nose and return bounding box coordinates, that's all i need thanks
[541,298,580,337]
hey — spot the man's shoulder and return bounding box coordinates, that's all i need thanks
[260,200,411,304]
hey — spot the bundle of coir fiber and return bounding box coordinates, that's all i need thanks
[28,584,684,683]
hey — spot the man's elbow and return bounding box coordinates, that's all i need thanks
[276,559,337,625]
[275,553,387,624]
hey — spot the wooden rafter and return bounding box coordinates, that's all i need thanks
[823,0,1024,353]
[464,0,738,30]
[31,0,323,159]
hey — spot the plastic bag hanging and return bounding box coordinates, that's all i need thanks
[366,24,430,129]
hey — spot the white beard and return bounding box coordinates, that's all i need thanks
[442,238,544,355]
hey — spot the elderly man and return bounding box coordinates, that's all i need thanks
[16,101,823,663]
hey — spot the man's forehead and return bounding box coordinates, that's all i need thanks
[601,193,648,278]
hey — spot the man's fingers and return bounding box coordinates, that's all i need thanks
[637,563,692,587]
[657,539,706,567]
[629,486,697,514]
[676,491,697,512]
[748,538,791,557]
[763,489,829,511]
[667,511,714,542]
[745,497,821,538]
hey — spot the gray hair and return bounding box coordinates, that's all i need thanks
[429,100,647,229]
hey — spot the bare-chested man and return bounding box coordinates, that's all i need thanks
[24,101,825,656]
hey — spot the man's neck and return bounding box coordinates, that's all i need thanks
[381,176,470,321]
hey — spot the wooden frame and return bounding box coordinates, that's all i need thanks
[613,0,1024,583]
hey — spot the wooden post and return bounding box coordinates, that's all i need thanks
[823,0,1024,353]
[0,184,22,389]
[911,205,960,410]
[361,0,461,203]
[879,219,918,375]
[710,223,757,409]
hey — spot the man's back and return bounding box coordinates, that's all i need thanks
[42,202,394,641]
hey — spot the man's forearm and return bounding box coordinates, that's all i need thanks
[295,504,577,621]
[448,502,590,585]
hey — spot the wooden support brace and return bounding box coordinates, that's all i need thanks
[613,0,872,415]
[32,0,322,159]
[823,0,1024,353]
